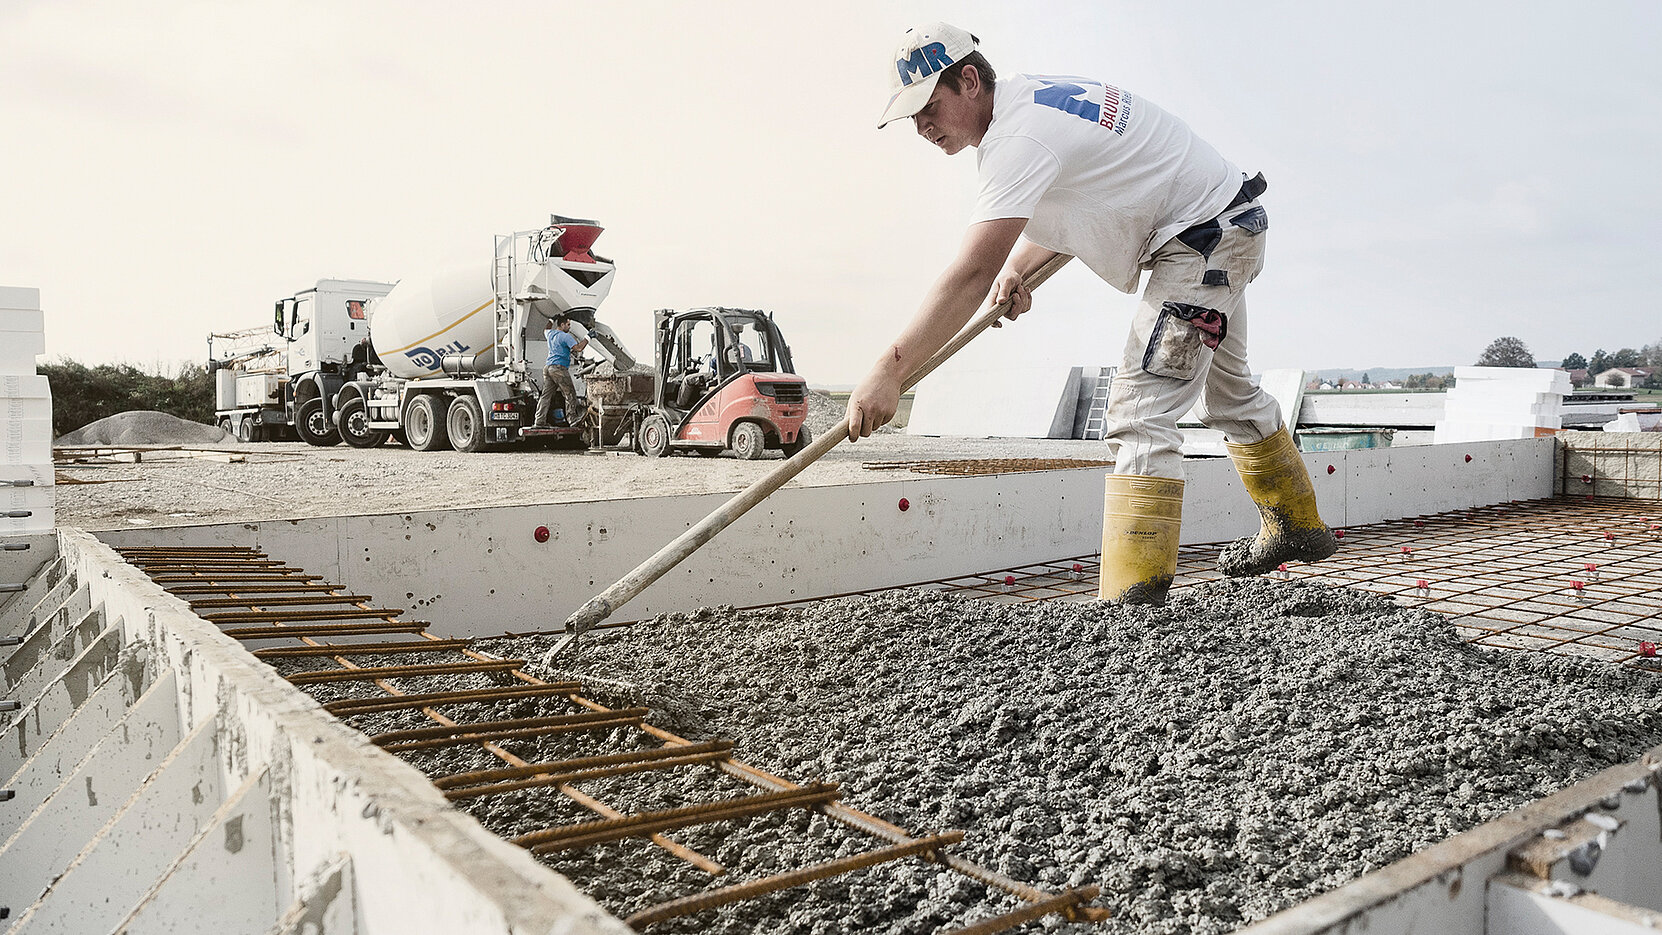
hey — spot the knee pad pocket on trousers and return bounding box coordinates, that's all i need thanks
[1142,302,1226,380]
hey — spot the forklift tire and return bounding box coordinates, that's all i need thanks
[781,423,812,457]
[731,421,767,460]
[404,395,451,452]
[339,397,389,449]
[295,399,340,447]
[446,395,488,453]
[639,414,671,458]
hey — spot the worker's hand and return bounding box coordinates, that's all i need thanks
[845,370,902,442]
[987,268,1032,328]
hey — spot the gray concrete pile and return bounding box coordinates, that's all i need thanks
[55,410,230,446]
[467,579,1662,933]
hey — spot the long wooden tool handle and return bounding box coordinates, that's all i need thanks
[561,253,1074,636]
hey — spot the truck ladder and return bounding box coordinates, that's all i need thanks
[491,234,517,374]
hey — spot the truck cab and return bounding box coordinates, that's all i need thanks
[273,279,395,444]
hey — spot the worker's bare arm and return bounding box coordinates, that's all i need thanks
[990,240,1065,324]
[846,217,1027,441]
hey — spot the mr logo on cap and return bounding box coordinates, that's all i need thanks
[878,22,978,129]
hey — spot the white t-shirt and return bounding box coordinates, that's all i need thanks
[972,74,1243,294]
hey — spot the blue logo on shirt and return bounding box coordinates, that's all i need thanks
[1032,78,1100,123]
[896,42,955,86]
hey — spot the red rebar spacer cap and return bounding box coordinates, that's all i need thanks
[1581,474,1593,484]
[533,525,550,543]
[1414,520,1425,527]
[1416,579,1428,589]
[1003,575,1016,586]
[1326,464,1336,474]
[1072,563,1083,572]
[898,497,910,512]
[1571,580,1584,590]
[1584,563,1597,572]
[1641,641,1658,657]
[1334,529,1345,539]
[1277,563,1288,573]
[1604,531,1616,541]
[1400,546,1412,554]
[1465,454,1473,462]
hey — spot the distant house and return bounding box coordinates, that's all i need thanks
[1556,367,1590,387]
[1593,366,1656,388]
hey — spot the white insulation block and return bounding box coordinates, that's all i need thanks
[2,418,52,465]
[0,286,40,310]
[0,484,52,535]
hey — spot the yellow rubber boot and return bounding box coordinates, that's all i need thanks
[1099,474,1185,605]
[1218,426,1338,577]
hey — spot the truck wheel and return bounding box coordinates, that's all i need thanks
[339,397,389,449]
[446,396,488,453]
[218,418,233,437]
[235,417,253,443]
[639,414,671,458]
[295,399,340,447]
[781,423,812,457]
[404,395,451,451]
[731,421,766,460]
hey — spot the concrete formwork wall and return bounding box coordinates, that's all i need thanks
[97,438,1556,639]
[1,529,628,935]
[1557,431,1662,499]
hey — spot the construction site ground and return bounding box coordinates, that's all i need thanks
[52,434,1119,529]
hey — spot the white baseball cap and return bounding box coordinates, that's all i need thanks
[877,23,978,129]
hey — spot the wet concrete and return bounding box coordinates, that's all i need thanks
[468,578,1662,934]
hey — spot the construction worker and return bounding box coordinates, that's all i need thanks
[846,23,1337,604]
[534,314,588,429]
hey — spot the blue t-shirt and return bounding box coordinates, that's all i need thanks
[547,330,579,367]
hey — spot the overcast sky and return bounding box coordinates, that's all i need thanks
[4,1,1659,385]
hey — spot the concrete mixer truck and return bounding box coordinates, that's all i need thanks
[212,215,811,457]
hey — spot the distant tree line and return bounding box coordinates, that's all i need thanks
[35,359,214,437]
[1402,372,1453,390]
[1477,336,1662,388]
[1557,342,1662,386]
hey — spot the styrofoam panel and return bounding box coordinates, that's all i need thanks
[1432,422,1537,444]
[1443,406,1561,422]
[907,365,1081,438]
[0,286,40,310]
[1455,370,1568,391]
[1259,368,1308,431]
[1445,389,1563,406]
[0,374,50,397]
[1,463,53,487]
[1,482,52,528]
[2,397,52,422]
[0,332,44,370]
[2,418,52,464]
[0,309,45,333]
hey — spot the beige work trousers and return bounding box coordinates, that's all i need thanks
[1102,197,1284,479]
[535,365,580,427]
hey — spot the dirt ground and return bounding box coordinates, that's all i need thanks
[53,433,1120,530]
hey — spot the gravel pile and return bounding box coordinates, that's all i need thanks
[466,579,1662,934]
[807,389,902,437]
[56,410,230,446]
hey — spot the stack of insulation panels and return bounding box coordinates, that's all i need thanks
[1,286,54,588]
[1432,366,1571,444]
